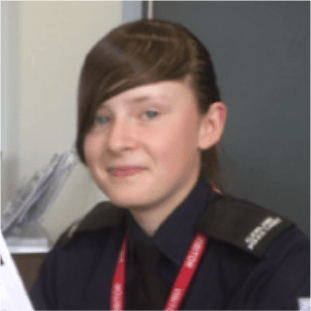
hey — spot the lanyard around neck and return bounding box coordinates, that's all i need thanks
[110,231,208,311]
[110,183,221,310]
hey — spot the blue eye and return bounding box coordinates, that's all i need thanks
[145,110,159,119]
[95,110,159,125]
[95,116,109,125]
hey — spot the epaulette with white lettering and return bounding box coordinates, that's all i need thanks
[58,190,295,256]
[196,193,295,257]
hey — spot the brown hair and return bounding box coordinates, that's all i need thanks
[76,19,222,188]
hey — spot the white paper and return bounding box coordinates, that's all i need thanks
[0,231,34,311]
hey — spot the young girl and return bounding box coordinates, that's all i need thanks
[31,19,310,310]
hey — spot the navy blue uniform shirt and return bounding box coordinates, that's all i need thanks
[30,177,310,310]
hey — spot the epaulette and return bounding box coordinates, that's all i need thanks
[58,201,126,246]
[196,193,295,257]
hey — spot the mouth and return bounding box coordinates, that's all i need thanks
[108,166,145,172]
[108,166,146,177]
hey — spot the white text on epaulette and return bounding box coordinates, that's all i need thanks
[245,216,282,250]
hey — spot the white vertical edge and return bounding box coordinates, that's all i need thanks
[1,2,21,209]
[1,2,8,156]
[147,0,154,19]
[0,1,9,220]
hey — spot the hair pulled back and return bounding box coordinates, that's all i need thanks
[76,19,222,187]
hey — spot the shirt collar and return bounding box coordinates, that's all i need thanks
[126,175,211,266]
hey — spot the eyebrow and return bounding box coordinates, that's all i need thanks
[101,95,168,109]
[127,96,154,104]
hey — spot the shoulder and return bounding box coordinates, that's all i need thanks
[197,192,309,258]
[30,201,126,310]
[198,192,310,309]
[56,200,126,247]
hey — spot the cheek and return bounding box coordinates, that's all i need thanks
[83,134,104,164]
[149,116,199,171]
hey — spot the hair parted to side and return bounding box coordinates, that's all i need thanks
[76,19,222,188]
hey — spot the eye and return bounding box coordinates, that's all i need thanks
[94,116,109,125]
[93,111,159,125]
[143,110,159,120]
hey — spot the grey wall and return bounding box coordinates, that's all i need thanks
[122,1,143,23]
[154,1,310,236]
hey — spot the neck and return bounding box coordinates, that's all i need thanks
[129,172,200,236]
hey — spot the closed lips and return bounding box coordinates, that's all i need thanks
[108,166,145,171]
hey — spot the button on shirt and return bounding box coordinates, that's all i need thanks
[30,177,310,310]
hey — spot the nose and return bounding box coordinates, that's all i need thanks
[107,118,138,153]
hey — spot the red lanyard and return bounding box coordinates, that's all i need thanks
[110,231,208,311]
[110,184,220,310]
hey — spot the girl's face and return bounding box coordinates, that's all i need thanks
[84,80,216,213]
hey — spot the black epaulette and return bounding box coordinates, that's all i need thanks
[58,201,126,246]
[196,193,295,257]
[58,193,295,255]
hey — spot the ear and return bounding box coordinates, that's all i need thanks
[198,101,227,150]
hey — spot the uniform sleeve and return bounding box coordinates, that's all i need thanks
[246,230,310,310]
[29,247,59,310]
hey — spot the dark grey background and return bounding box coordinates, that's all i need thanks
[153,1,310,236]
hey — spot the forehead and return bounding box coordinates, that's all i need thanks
[100,80,196,109]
